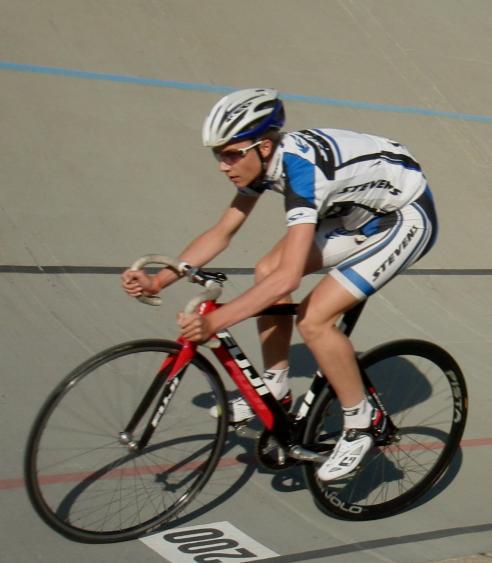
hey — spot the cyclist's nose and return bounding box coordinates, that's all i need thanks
[219,160,231,172]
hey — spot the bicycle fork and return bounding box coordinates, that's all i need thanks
[119,340,195,452]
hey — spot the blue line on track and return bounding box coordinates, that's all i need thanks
[1,60,492,124]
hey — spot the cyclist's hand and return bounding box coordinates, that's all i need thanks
[121,269,156,298]
[177,312,212,343]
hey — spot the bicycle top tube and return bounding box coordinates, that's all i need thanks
[128,254,367,336]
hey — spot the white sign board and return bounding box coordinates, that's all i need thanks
[141,521,279,562]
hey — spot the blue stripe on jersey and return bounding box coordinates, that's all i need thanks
[341,268,375,296]
[339,214,403,272]
[283,153,316,203]
[313,129,342,165]
[337,214,403,297]
[360,216,383,237]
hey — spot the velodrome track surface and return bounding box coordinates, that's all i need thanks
[1,1,491,561]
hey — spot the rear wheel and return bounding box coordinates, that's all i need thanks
[303,339,467,520]
[25,339,228,542]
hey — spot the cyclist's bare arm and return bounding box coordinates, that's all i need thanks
[179,222,317,342]
[122,193,258,297]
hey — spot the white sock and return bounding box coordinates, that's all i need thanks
[263,368,290,399]
[342,397,371,429]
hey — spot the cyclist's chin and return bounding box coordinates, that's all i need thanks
[228,176,247,188]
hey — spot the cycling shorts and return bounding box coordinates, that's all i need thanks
[315,186,438,300]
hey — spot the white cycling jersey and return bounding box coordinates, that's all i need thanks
[239,128,427,231]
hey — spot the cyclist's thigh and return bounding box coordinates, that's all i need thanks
[315,205,433,300]
[256,232,323,281]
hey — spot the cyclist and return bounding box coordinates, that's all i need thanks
[122,88,438,481]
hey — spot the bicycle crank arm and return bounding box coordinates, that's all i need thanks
[288,445,329,463]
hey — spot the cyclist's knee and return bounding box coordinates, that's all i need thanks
[296,316,316,346]
[297,292,347,341]
[296,310,334,346]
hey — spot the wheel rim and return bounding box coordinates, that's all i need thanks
[304,341,467,519]
[25,342,227,540]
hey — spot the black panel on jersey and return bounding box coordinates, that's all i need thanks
[336,151,421,172]
[284,176,317,214]
[296,130,336,180]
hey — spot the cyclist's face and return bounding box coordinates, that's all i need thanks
[213,140,271,188]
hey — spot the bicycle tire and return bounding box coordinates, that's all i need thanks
[302,339,467,520]
[24,339,228,543]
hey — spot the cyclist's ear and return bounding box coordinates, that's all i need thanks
[259,138,274,159]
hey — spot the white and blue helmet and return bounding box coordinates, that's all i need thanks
[202,88,285,147]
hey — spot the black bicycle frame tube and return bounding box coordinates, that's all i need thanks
[124,365,172,434]
[122,342,195,450]
[256,300,367,338]
[137,370,185,451]
[294,369,327,422]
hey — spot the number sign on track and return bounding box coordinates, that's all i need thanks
[140,521,279,562]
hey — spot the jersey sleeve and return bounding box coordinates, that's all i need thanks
[283,152,318,226]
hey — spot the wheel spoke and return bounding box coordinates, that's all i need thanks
[25,340,227,542]
[303,340,467,520]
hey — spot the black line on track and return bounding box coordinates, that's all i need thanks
[1,266,491,276]
[256,522,492,562]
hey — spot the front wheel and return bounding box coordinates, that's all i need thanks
[303,339,468,520]
[24,339,228,542]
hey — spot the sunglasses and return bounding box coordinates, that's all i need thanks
[213,140,263,166]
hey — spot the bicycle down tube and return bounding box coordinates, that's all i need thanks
[204,302,296,445]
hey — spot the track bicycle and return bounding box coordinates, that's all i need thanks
[24,255,468,543]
